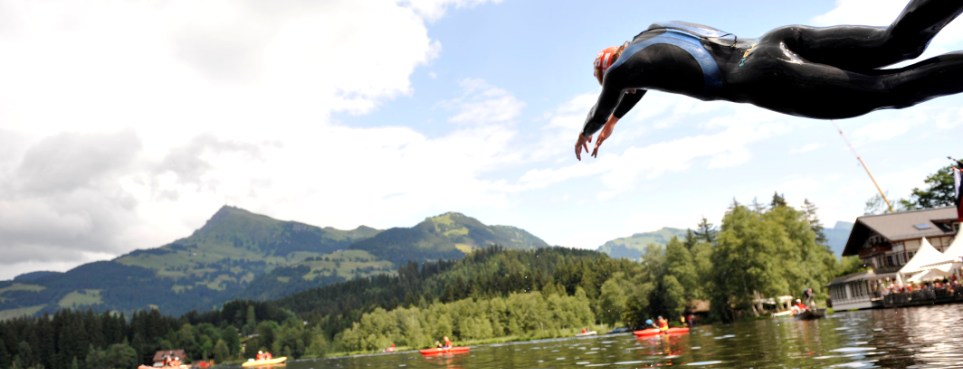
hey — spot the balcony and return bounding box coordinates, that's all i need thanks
[858,244,893,258]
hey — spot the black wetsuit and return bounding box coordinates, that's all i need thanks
[582,0,963,137]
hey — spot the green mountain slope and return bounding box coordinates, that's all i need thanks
[0,206,384,318]
[596,227,688,260]
[0,207,551,319]
[349,212,549,264]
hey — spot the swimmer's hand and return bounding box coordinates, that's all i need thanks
[575,133,592,161]
[591,115,619,158]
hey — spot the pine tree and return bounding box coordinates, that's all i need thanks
[694,217,717,244]
[802,199,828,244]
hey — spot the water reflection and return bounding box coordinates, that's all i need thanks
[282,304,963,369]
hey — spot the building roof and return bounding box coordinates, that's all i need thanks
[842,207,958,256]
[152,349,187,363]
[830,270,875,285]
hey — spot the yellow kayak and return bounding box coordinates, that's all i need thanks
[241,357,287,367]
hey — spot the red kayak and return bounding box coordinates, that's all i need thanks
[633,327,690,337]
[419,346,470,356]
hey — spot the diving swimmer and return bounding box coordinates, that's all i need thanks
[576,0,963,160]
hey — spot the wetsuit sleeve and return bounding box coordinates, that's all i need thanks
[581,88,647,136]
[613,90,646,119]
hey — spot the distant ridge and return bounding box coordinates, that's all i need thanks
[596,227,688,260]
[825,221,854,257]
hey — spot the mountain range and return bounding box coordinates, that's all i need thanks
[0,206,853,320]
[0,206,547,319]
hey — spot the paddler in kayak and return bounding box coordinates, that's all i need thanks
[791,299,809,315]
[658,316,673,333]
[645,319,657,329]
[435,336,452,349]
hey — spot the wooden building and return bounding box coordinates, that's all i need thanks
[828,207,958,310]
[151,349,188,366]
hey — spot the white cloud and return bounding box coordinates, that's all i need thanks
[811,0,907,26]
[790,142,826,155]
[401,0,503,22]
[445,78,525,125]
[0,0,505,279]
[526,93,800,200]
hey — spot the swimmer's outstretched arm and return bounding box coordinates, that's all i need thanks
[575,89,646,160]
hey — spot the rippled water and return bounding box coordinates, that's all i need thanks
[274,304,963,369]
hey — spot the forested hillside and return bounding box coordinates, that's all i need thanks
[596,227,688,259]
[0,207,548,319]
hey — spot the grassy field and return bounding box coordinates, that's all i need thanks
[58,289,103,308]
[0,283,46,295]
[0,305,45,321]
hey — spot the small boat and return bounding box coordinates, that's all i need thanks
[419,346,470,356]
[633,327,690,337]
[795,308,827,320]
[576,330,598,337]
[771,310,794,318]
[241,357,288,367]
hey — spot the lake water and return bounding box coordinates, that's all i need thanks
[274,304,963,368]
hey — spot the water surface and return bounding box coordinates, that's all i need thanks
[271,304,963,368]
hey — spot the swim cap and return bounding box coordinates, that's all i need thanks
[593,45,624,84]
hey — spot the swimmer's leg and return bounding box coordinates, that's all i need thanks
[768,0,963,70]
[883,51,963,109]
[888,0,963,54]
[734,49,962,118]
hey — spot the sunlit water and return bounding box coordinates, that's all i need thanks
[261,304,963,369]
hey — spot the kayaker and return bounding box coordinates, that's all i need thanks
[803,288,816,308]
[256,351,263,360]
[656,316,669,333]
[791,299,808,315]
[443,336,452,348]
[646,319,657,329]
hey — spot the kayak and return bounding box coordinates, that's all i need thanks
[795,308,827,320]
[772,310,794,318]
[419,346,470,356]
[241,357,288,367]
[576,330,598,337]
[633,327,690,337]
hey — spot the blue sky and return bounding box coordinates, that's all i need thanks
[1,0,961,280]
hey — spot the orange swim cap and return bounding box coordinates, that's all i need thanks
[593,45,624,84]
